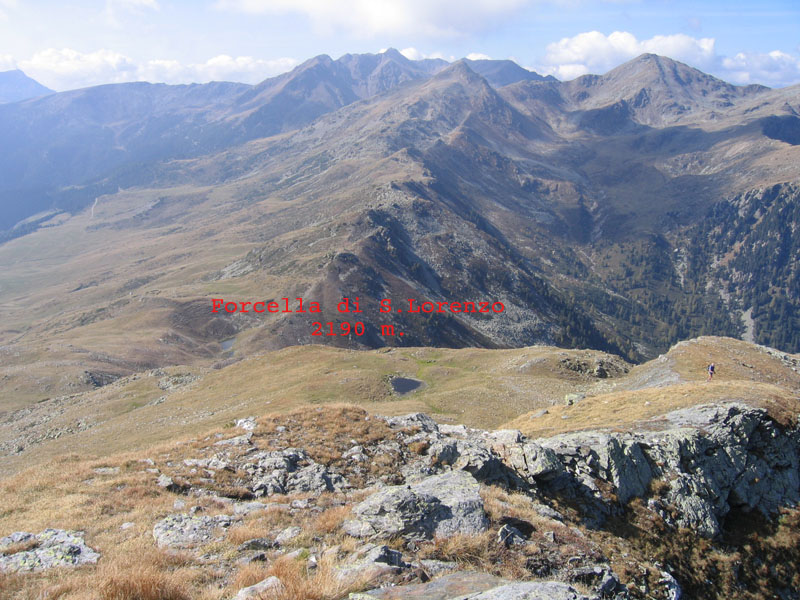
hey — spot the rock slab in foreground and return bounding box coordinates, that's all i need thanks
[0,529,100,572]
[343,470,489,540]
[349,572,593,599]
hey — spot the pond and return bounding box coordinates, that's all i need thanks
[390,377,423,394]
[220,338,235,351]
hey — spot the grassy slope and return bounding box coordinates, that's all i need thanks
[0,343,627,476]
[503,336,800,437]
[3,336,798,481]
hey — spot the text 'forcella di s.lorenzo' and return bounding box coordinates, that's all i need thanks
[211,297,506,314]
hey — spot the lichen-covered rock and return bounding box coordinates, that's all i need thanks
[497,523,526,547]
[152,513,237,549]
[493,439,564,484]
[343,470,488,540]
[156,473,188,494]
[348,572,508,599]
[0,529,100,572]
[342,485,441,539]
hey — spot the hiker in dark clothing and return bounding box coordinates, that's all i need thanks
[707,363,715,381]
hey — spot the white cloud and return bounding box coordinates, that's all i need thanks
[721,50,800,87]
[398,47,448,61]
[537,31,800,87]
[15,48,298,90]
[466,52,492,60]
[20,49,138,90]
[214,0,530,37]
[141,55,300,84]
[399,47,424,61]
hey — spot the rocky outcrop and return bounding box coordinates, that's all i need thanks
[381,404,800,539]
[92,402,795,600]
[243,448,348,497]
[154,403,798,546]
[0,529,100,572]
[540,403,800,536]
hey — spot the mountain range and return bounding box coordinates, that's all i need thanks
[1,50,799,402]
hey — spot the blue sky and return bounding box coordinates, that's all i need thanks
[1,0,798,90]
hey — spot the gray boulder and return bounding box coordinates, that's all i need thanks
[349,572,508,599]
[275,526,302,546]
[343,470,488,540]
[384,413,440,433]
[156,473,188,494]
[471,581,593,599]
[234,576,282,599]
[427,438,510,484]
[497,524,526,547]
[286,463,348,494]
[493,439,564,484]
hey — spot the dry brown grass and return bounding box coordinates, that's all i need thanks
[505,380,800,438]
[312,505,352,536]
[226,521,277,547]
[231,563,273,591]
[264,553,368,600]
[97,562,191,600]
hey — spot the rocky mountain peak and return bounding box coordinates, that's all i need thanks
[566,52,771,125]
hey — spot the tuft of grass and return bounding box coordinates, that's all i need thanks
[312,505,351,536]
[264,553,368,600]
[98,563,191,600]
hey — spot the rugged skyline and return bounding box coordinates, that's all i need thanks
[1,1,799,90]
